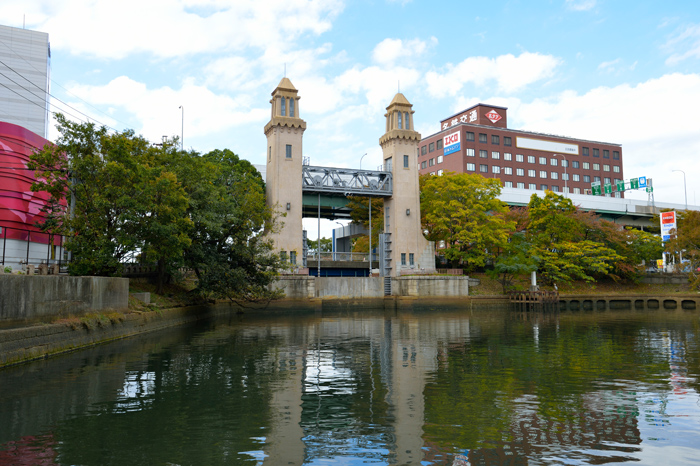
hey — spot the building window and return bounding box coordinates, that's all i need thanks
[593,148,600,157]
[540,184,548,190]
[613,151,620,160]
[401,253,406,265]
[504,136,512,146]
[539,170,547,178]
[504,181,513,188]
[430,172,435,175]
[492,166,501,174]
[479,150,488,158]
[604,177,611,184]
[583,175,590,182]
[268,146,271,162]
[435,155,443,164]
[562,160,568,168]
[290,251,297,265]
[398,112,403,129]
[613,165,620,173]
[593,163,600,170]
[582,147,589,156]
[421,145,427,155]
[517,182,524,189]
[552,186,559,192]
[466,148,475,157]
[404,112,410,130]
[603,164,610,172]
[572,161,579,169]
[467,163,476,171]
[409,253,414,266]
[562,173,569,181]
[429,158,434,166]
[480,164,488,173]
[583,162,590,169]
[573,187,581,194]
[529,183,537,190]
[551,172,558,180]
[492,151,500,159]
[492,135,500,145]
[466,132,475,141]
[603,149,609,158]
[479,133,487,143]
[516,154,524,162]
[517,168,524,176]
[286,144,292,158]
[280,250,288,261]
[504,153,512,161]
[573,174,580,181]
[594,176,601,182]
[539,157,547,165]
[504,167,512,175]
[386,157,392,171]
[528,155,535,164]
[528,169,536,177]
[404,155,409,168]
[550,158,558,166]
[429,142,435,152]
[290,98,295,117]
[421,161,427,169]
[437,169,443,176]
[436,139,443,150]
[281,97,286,116]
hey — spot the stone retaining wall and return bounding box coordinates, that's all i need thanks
[0,275,128,324]
[0,305,213,367]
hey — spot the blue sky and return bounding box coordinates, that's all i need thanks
[3,0,700,209]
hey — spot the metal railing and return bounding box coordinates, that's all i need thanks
[1,225,65,269]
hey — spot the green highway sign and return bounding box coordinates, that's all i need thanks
[616,180,625,192]
[591,181,601,196]
[604,184,612,194]
[630,178,639,189]
[646,187,654,193]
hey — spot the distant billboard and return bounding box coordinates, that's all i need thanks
[660,211,677,242]
[516,137,579,155]
[443,131,461,155]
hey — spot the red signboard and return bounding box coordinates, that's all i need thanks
[485,110,502,123]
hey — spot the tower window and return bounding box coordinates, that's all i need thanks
[290,98,295,117]
[404,112,410,130]
[281,97,286,116]
[404,155,409,168]
[286,144,292,158]
[398,112,403,129]
[268,146,271,162]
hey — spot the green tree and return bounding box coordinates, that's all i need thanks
[176,149,283,303]
[345,196,384,253]
[487,232,538,293]
[307,237,332,254]
[420,172,514,271]
[664,210,700,288]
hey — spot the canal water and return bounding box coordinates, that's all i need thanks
[1,302,699,465]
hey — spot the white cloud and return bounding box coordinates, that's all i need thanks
[425,52,561,98]
[65,76,267,143]
[597,58,621,72]
[511,73,700,205]
[371,37,436,65]
[664,23,700,66]
[4,0,344,60]
[565,0,596,12]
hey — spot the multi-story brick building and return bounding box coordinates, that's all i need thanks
[418,104,624,197]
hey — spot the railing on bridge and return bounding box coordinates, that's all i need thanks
[308,252,377,262]
[302,165,392,197]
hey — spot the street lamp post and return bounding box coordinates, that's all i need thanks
[334,221,344,261]
[554,153,567,196]
[672,170,688,210]
[360,153,367,170]
[178,105,184,151]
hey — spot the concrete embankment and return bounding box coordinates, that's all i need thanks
[0,305,216,368]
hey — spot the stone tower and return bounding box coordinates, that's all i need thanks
[264,78,306,265]
[379,93,435,276]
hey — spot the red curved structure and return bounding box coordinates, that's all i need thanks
[0,121,60,245]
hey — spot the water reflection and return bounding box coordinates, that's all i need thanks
[0,304,698,465]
